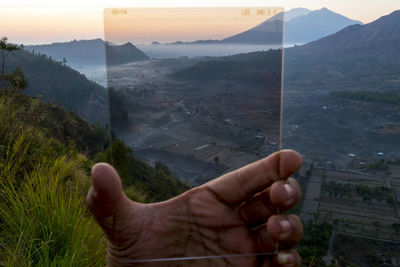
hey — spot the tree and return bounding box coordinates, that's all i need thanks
[0,36,21,75]
[11,67,27,91]
[62,57,67,65]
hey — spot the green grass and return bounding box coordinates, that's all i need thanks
[0,88,190,265]
[0,95,106,266]
[0,158,106,266]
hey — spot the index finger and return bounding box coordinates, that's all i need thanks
[204,150,302,206]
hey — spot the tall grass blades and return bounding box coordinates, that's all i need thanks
[0,158,106,266]
[0,96,106,266]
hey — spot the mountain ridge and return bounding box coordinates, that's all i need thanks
[285,9,400,89]
[25,39,150,66]
[5,49,108,123]
[105,42,149,65]
[284,7,362,43]
[282,8,311,22]
[220,7,361,45]
[299,10,400,51]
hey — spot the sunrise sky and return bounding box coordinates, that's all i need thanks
[104,7,284,44]
[1,0,399,45]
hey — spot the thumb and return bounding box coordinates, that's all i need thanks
[86,162,130,230]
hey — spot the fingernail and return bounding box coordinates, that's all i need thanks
[279,219,291,233]
[284,183,294,203]
[278,252,293,264]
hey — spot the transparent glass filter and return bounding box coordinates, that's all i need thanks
[104,7,284,262]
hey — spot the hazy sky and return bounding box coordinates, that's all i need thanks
[1,0,399,45]
[104,7,284,44]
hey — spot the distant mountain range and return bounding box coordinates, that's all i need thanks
[24,7,362,66]
[285,10,400,89]
[297,10,400,52]
[25,39,149,66]
[161,7,361,45]
[25,39,106,65]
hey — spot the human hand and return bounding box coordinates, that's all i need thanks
[86,150,303,266]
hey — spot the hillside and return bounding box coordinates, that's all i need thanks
[285,10,400,89]
[7,93,109,157]
[0,91,190,201]
[171,49,282,87]
[301,10,400,51]
[4,48,108,123]
[0,91,106,265]
[0,89,190,265]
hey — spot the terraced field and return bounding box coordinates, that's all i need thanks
[300,167,400,243]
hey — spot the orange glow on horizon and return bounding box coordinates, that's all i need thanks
[0,7,103,44]
[104,7,283,44]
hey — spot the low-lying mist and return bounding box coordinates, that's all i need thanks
[136,44,282,58]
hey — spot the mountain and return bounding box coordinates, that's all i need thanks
[221,8,361,45]
[154,8,308,46]
[106,42,149,66]
[25,39,149,66]
[285,8,363,43]
[163,39,221,45]
[4,49,108,123]
[221,13,284,44]
[25,39,106,66]
[157,8,309,46]
[265,7,311,22]
[285,10,400,88]
[283,8,311,22]
[297,10,400,51]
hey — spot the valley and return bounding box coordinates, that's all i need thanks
[107,53,282,185]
